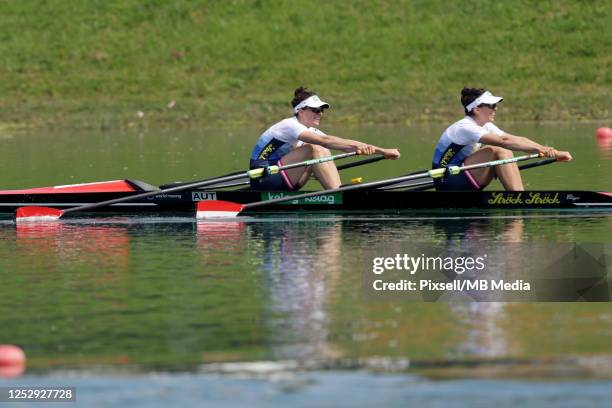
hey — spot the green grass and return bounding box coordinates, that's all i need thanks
[0,0,610,129]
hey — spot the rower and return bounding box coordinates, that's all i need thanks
[432,87,572,191]
[249,87,400,191]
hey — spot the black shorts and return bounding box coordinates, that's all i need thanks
[433,165,483,191]
[249,159,300,191]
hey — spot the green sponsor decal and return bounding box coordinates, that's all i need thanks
[262,192,343,205]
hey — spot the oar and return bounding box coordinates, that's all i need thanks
[159,154,386,190]
[197,153,543,218]
[15,152,358,221]
[379,157,559,191]
[158,170,245,189]
[336,155,385,171]
[517,157,557,171]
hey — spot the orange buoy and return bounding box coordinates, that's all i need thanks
[596,127,612,140]
[0,344,26,378]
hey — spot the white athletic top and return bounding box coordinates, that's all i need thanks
[250,117,326,164]
[432,116,504,167]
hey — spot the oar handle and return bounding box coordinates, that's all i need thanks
[336,155,384,171]
[518,157,557,171]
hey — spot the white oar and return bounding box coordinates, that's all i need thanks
[196,153,542,218]
[15,152,358,222]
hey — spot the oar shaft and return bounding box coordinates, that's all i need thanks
[380,153,541,188]
[62,173,246,214]
[233,152,358,180]
[244,154,541,209]
[62,152,357,214]
[162,152,376,191]
[200,154,384,189]
[379,179,435,191]
[452,153,540,174]
[379,155,556,191]
[267,152,356,173]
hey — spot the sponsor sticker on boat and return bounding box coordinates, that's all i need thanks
[487,192,561,205]
[566,194,580,201]
[262,192,342,205]
[150,193,184,200]
[192,192,217,201]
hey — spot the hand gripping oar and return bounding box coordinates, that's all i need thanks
[15,152,358,222]
[197,153,542,218]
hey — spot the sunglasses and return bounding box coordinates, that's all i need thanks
[478,103,497,110]
[305,107,326,114]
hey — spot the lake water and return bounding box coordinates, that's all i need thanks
[0,123,611,406]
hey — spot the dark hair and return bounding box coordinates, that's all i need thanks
[291,86,316,108]
[461,87,486,116]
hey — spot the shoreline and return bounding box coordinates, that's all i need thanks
[1,105,609,133]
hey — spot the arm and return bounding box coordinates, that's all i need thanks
[298,130,400,159]
[480,133,572,161]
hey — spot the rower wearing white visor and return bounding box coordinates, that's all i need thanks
[249,87,400,191]
[432,87,572,191]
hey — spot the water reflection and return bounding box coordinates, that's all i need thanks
[432,219,522,358]
[597,132,612,160]
[349,216,529,362]
[195,219,344,360]
[194,214,610,364]
[0,212,610,375]
[247,220,343,360]
[197,220,248,266]
[13,222,131,273]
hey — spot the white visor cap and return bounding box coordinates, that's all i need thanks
[293,95,330,114]
[465,91,504,112]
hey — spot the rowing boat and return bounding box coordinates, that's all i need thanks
[0,179,610,214]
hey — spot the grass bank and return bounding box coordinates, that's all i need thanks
[0,0,610,130]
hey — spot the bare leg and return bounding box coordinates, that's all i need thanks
[466,146,524,191]
[309,145,342,189]
[280,144,342,189]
